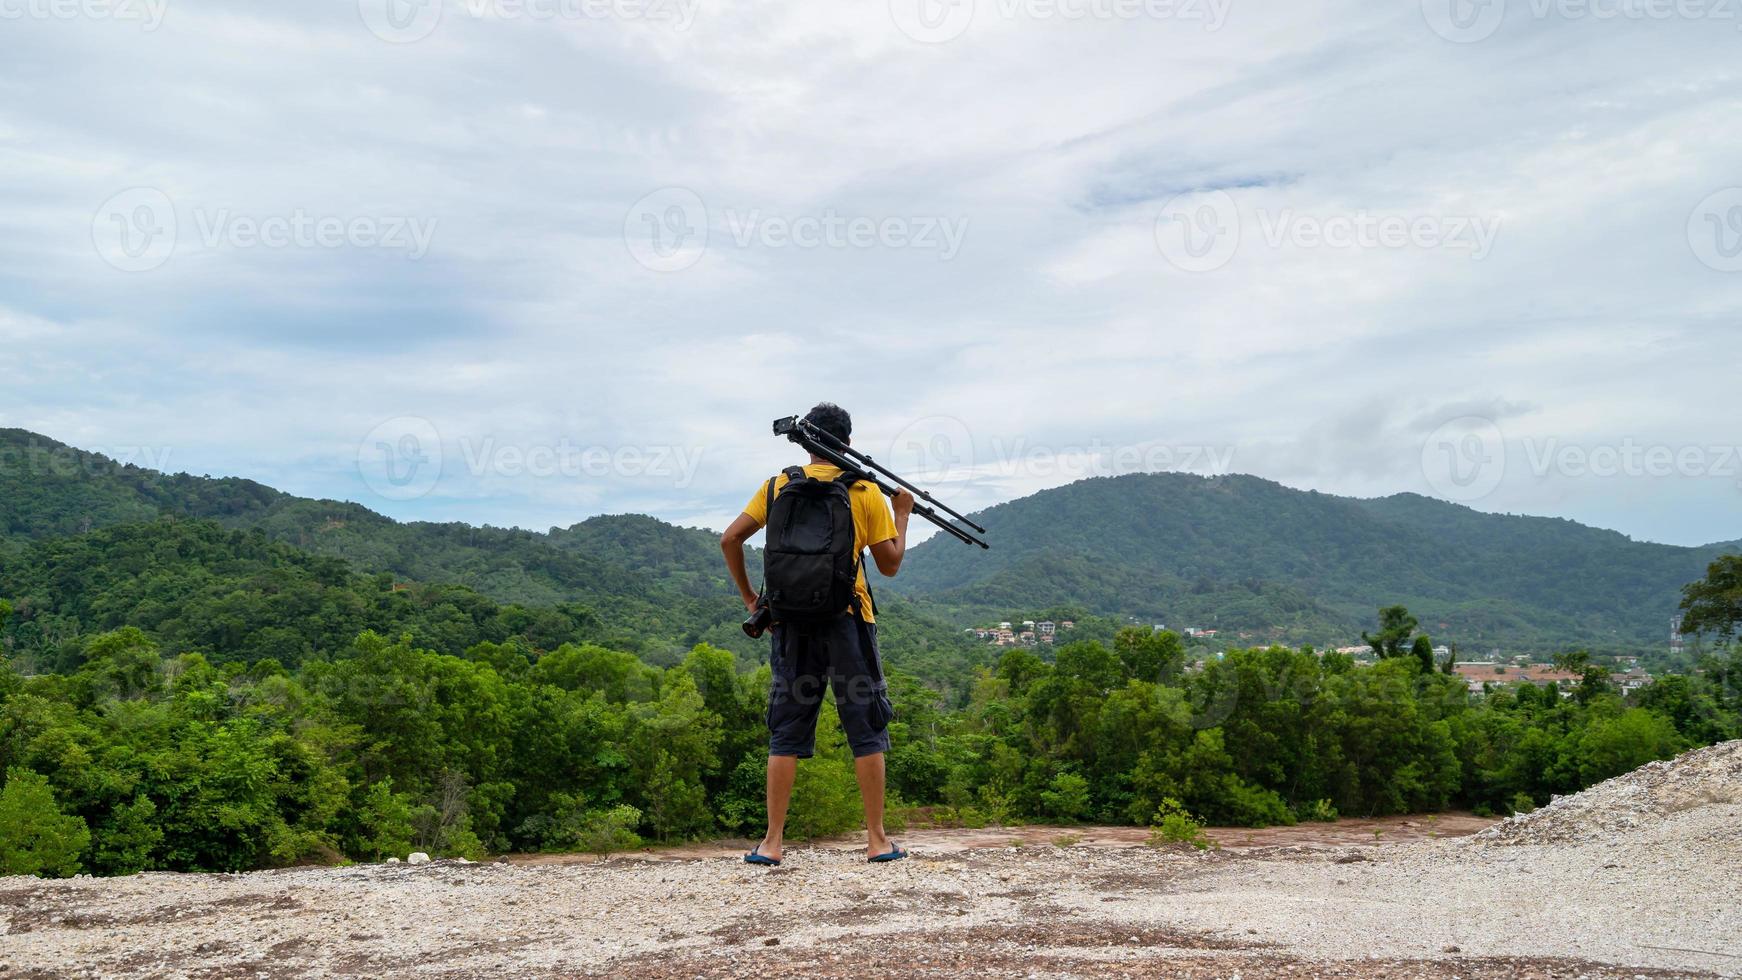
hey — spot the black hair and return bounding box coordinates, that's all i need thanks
[804,402,852,444]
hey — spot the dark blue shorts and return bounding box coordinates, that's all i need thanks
[767,615,894,759]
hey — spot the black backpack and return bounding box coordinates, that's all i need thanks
[762,466,866,623]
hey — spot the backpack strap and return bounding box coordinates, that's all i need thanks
[834,474,879,621]
[859,550,878,620]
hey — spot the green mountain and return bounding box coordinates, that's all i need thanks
[0,429,982,681]
[891,472,1736,654]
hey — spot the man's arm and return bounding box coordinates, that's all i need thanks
[868,489,915,577]
[721,512,762,612]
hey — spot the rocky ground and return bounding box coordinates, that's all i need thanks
[3,743,1738,979]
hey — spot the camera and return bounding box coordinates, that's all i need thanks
[742,600,774,638]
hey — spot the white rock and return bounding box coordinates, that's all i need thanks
[407,852,431,865]
[385,857,401,864]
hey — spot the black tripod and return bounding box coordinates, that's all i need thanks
[772,415,990,549]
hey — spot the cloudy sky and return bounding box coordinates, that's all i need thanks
[2,0,1738,546]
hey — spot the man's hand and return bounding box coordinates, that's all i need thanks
[892,488,916,519]
[744,592,761,614]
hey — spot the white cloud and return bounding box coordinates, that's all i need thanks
[1,0,1738,548]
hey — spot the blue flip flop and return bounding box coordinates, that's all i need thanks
[868,845,907,864]
[744,844,780,867]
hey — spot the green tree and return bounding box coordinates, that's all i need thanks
[0,768,91,877]
[1039,771,1092,821]
[90,796,162,875]
[1410,635,1435,674]
[1363,606,1419,660]
[1114,628,1186,683]
[353,778,415,861]
[1679,555,1742,643]
[1574,708,1683,784]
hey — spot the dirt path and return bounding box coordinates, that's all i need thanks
[3,808,1736,979]
[506,811,1497,865]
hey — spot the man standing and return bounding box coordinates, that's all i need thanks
[720,403,914,865]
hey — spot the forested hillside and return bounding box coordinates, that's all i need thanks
[0,430,983,682]
[892,472,1736,652]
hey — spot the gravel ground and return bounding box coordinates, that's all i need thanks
[1477,739,1742,845]
[3,745,1738,979]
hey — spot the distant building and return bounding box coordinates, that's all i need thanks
[1614,671,1654,696]
[1037,621,1056,636]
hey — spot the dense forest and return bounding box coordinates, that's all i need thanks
[2,429,1739,878]
[3,598,1737,877]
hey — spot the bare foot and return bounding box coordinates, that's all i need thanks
[756,836,783,862]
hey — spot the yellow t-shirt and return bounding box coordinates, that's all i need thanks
[742,463,896,623]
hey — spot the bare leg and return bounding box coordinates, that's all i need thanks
[760,754,798,861]
[855,752,893,858]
